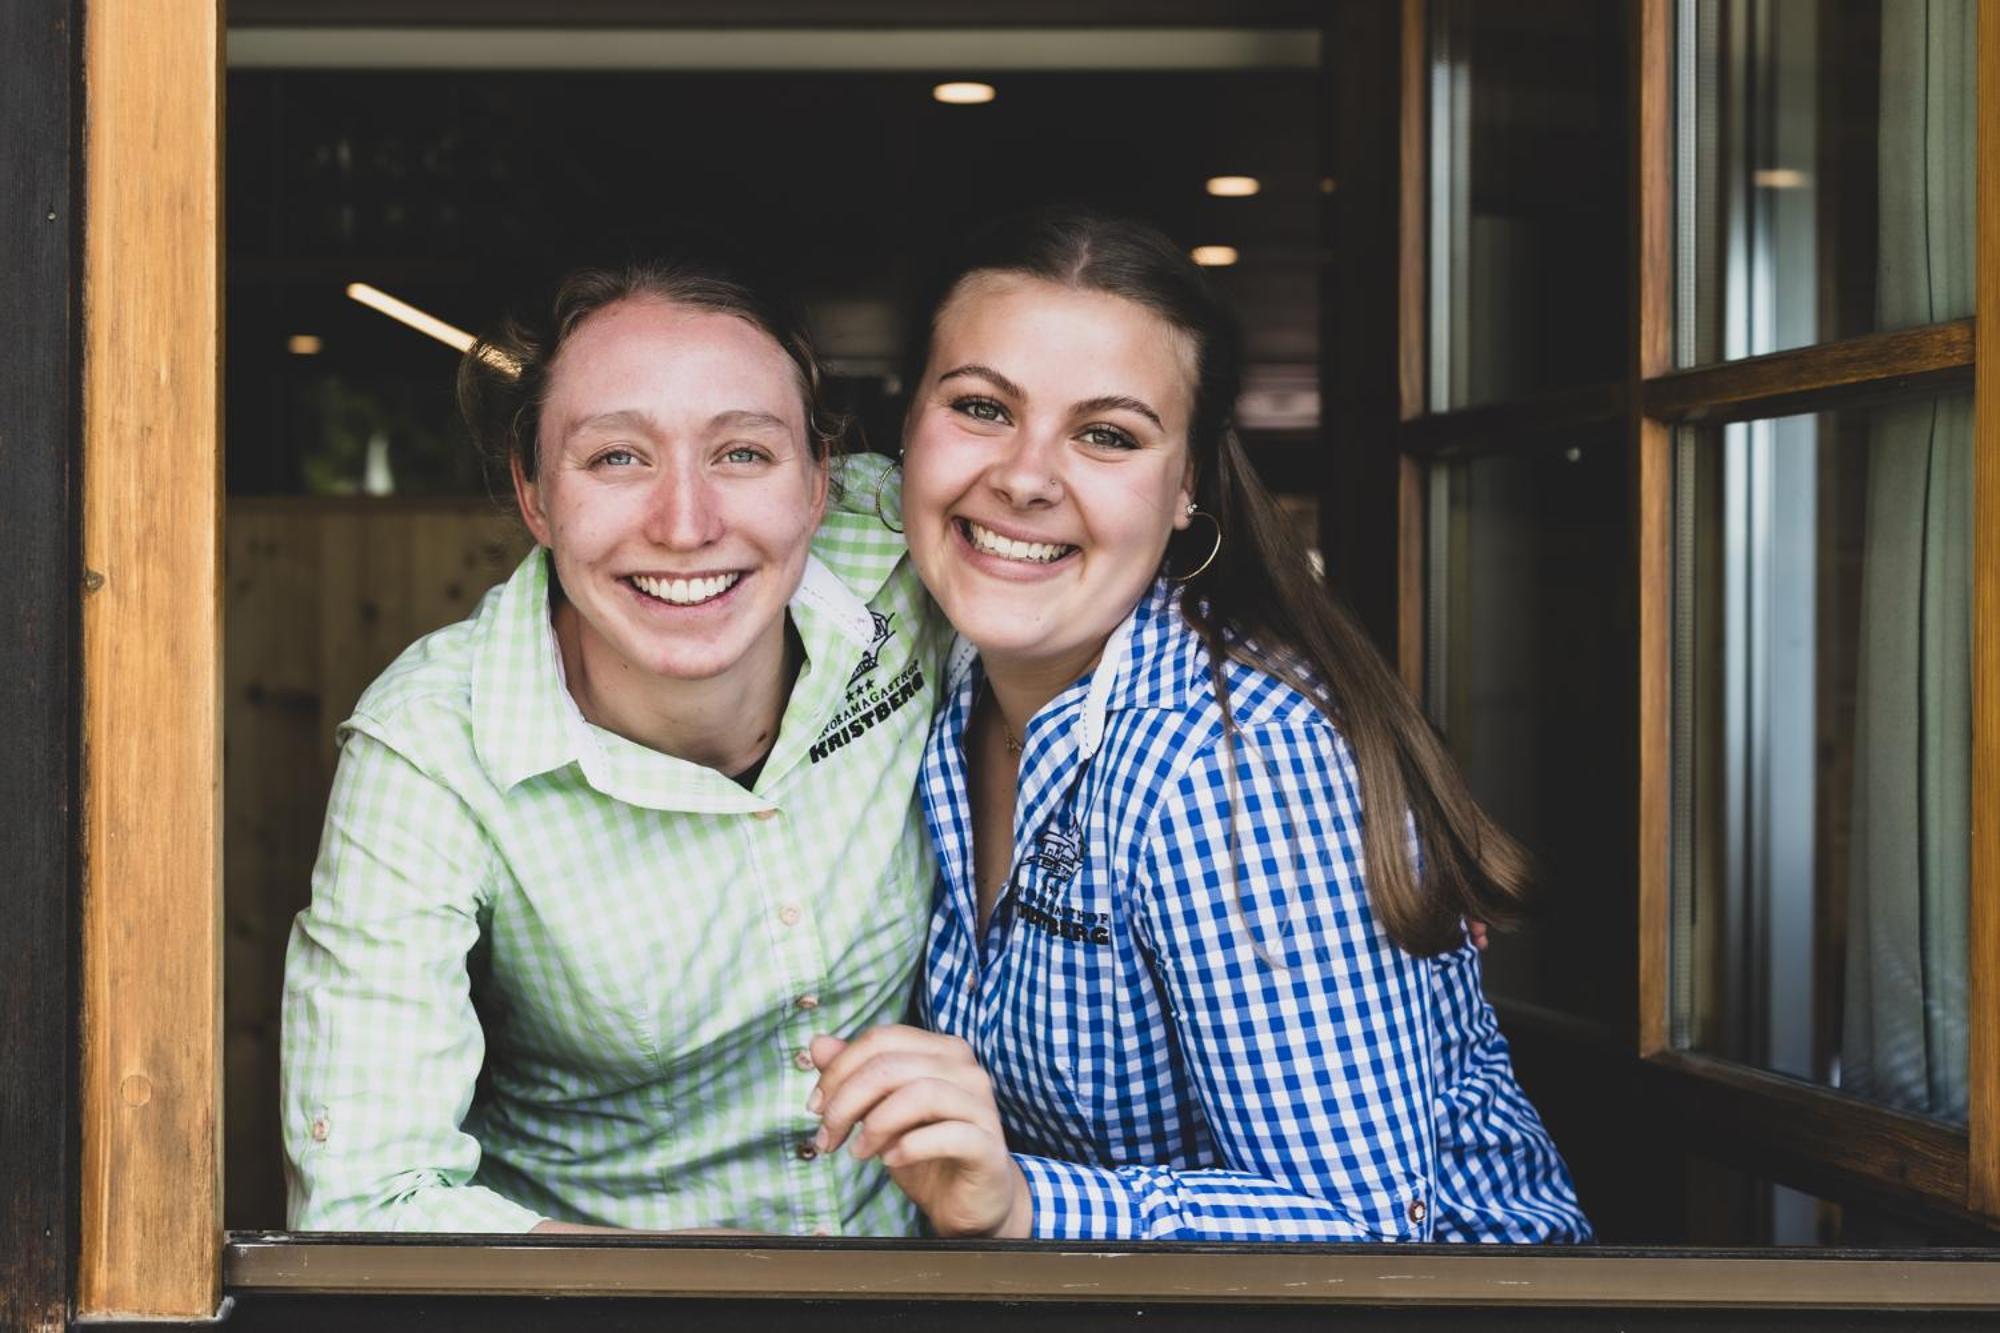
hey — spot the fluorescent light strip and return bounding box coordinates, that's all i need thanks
[345,282,520,376]
[346,281,474,351]
[228,28,1319,71]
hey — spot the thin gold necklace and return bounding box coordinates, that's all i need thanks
[981,680,1023,756]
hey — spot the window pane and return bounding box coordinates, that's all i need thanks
[1427,434,1633,1019]
[1677,0,1976,366]
[1671,391,1972,1123]
[1428,0,1629,410]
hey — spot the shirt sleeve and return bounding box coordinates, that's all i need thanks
[281,724,544,1233]
[1014,712,1437,1242]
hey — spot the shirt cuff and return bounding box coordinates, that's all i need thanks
[381,1183,547,1234]
[1014,1153,1141,1240]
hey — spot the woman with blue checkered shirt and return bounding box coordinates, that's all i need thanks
[809,209,1592,1244]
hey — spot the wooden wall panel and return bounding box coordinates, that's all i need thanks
[0,0,80,1326]
[78,0,224,1316]
[223,500,529,1227]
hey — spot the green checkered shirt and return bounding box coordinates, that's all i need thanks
[282,456,946,1234]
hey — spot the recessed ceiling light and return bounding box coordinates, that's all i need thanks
[1191,245,1239,267]
[287,334,323,355]
[1205,175,1261,198]
[1753,167,1811,189]
[933,81,995,105]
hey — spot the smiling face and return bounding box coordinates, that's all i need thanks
[902,274,1196,685]
[514,296,827,699]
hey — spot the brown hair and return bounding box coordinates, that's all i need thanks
[919,207,1529,956]
[458,254,847,487]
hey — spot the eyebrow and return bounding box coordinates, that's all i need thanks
[565,407,795,438]
[937,364,1166,431]
[567,408,656,438]
[1072,394,1165,431]
[707,409,794,435]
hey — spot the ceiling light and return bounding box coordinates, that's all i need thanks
[1191,245,1239,267]
[1205,175,1260,197]
[346,281,475,353]
[933,81,995,105]
[1754,167,1811,189]
[345,283,521,376]
[287,334,323,355]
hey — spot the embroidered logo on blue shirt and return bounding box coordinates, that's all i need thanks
[1030,822,1083,882]
[1017,879,1110,947]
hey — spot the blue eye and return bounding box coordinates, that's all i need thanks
[722,445,770,464]
[596,447,640,467]
[1080,425,1139,451]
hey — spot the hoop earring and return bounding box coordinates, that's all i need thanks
[1169,504,1222,583]
[873,465,904,535]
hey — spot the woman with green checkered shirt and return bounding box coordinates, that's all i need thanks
[281,255,948,1234]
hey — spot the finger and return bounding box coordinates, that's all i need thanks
[805,1034,849,1113]
[813,1024,967,1087]
[876,1118,1002,1173]
[811,1026,975,1118]
[818,1052,965,1153]
[846,1078,1001,1161]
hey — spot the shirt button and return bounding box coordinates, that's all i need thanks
[794,993,820,1011]
[796,1138,820,1161]
[309,1116,330,1143]
[1408,1197,1427,1224]
[965,973,978,995]
[793,1049,815,1071]
[752,808,779,821]
[778,903,802,927]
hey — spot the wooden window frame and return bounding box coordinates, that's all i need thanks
[69,0,2000,1321]
[1394,0,2000,1228]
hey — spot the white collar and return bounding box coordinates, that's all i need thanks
[944,599,1141,763]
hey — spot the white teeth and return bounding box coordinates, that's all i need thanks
[964,521,1073,564]
[629,572,740,605]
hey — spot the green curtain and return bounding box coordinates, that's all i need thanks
[1841,0,1975,1121]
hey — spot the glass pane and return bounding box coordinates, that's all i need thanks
[1680,1156,1936,1247]
[1677,0,1976,366]
[1429,0,1629,410]
[1427,434,1633,1019]
[1671,391,1973,1123]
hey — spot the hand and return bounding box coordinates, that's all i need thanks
[808,1026,1031,1239]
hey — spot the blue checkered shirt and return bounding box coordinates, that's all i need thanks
[917,580,1592,1243]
